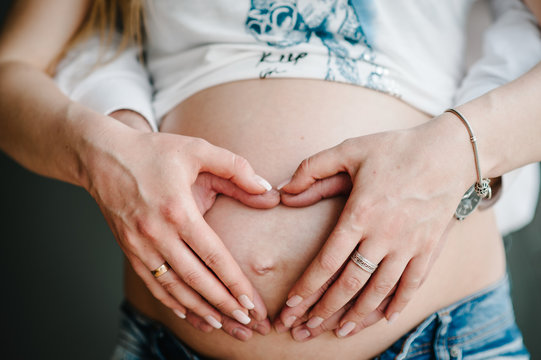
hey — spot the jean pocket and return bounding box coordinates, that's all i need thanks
[450,321,529,360]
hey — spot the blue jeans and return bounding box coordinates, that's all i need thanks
[111,276,529,360]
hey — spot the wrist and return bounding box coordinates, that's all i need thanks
[65,102,138,192]
[417,112,479,193]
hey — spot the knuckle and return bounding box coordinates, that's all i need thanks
[393,295,411,308]
[121,232,139,250]
[341,274,364,292]
[320,320,334,332]
[348,204,366,226]
[135,216,158,240]
[373,280,394,297]
[202,251,223,270]
[298,157,312,174]
[223,278,241,293]
[316,302,337,318]
[159,276,181,295]
[402,277,422,291]
[212,298,230,312]
[317,253,342,274]
[191,137,209,150]
[182,269,203,289]
[349,306,367,321]
[159,200,183,224]
[232,154,250,172]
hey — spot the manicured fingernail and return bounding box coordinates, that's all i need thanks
[286,295,303,307]
[277,177,292,190]
[232,327,250,341]
[173,309,186,319]
[233,310,251,325]
[293,328,311,341]
[388,312,400,325]
[283,315,297,328]
[337,321,356,337]
[254,175,272,191]
[306,316,324,329]
[238,294,255,310]
[204,315,222,329]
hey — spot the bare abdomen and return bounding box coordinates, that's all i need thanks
[124,79,505,359]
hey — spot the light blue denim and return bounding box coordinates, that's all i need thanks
[111,275,529,360]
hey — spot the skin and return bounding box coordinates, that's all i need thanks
[277,49,541,341]
[1,0,540,348]
[0,0,280,339]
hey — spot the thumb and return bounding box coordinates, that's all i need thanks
[210,174,280,209]
[281,173,352,207]
[195,140,272,194]
[280,143,350,194]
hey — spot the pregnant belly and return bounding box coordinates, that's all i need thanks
[124,79,506,359]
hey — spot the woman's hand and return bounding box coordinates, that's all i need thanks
[89,110,279,339]
[276,117,473,339]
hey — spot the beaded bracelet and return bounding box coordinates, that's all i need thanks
[445,108,492,220]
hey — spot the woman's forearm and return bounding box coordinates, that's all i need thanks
[443,62,541,180]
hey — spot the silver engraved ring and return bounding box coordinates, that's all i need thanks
[350,250,378,274]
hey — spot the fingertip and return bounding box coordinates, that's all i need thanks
[291,326,312,342]
[173,309,187,319]
[387,312,400,325]
[273,317,289,334]
[253,319,271,335]
[232,327,253,342]
[276,177,292,191]
[238,294,255,310]
[286,295,303,308]
[254,175,272,192]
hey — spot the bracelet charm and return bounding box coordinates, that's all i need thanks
[445,108,492,221]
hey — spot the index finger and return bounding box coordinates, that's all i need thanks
[195,140,272,194]
[283,188,367,311]
[177,198,267,320]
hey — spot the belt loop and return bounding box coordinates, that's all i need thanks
[434,311,452,360]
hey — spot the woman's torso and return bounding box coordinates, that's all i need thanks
[125,79,506,360]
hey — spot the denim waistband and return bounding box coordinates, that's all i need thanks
[377,275,529,360]
[112,275,528,360]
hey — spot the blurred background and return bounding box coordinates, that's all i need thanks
[1,1,540,359]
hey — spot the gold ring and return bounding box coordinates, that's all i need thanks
[151,263,170,278]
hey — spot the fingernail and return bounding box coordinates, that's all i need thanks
[274,319,289,333]
[254,323,270,335]
[232,327,250,341]
[277,177,292,191]
[199,322,214,333]
[283,315,297,328]
[233,310,252,325]
[306,316,324,329]
[293,328,311,341]
[337,321,356,337]
[388,312,400,325]
[254,175,272,191]
[286,295,303,307]
[173,309,186,319]
[238,294,255,310]
[204,315,222,329]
